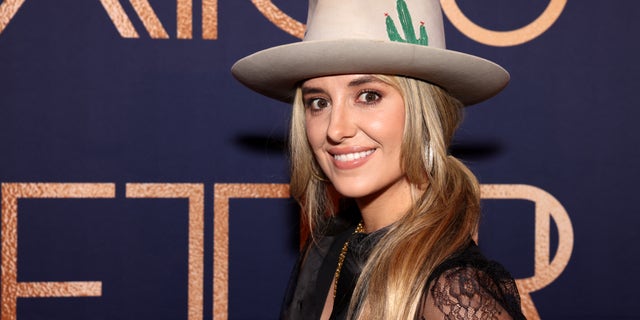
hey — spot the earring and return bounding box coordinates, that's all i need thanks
[425,144,434,170]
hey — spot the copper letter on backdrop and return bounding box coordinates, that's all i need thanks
[126,183,205,320]
[0,0,26,34]
[1,183,113,320]
[253,0,565,46]
[100,0,169,39]
[202,0,217,39]
[251,0,305,39]
[101,0,213,39]
[177,0,192,39]
[481,184,574,319]
[213,183,290,320]
[440,0,567,46]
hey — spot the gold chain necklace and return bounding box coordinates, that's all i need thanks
[333,221,365,298]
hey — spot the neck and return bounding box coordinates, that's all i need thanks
[355,177,415,233]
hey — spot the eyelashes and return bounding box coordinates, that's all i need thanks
[356,90,382,104]
[305,97,329,111]
[304,90,383,111]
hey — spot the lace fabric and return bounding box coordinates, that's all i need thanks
[422,244,526,320]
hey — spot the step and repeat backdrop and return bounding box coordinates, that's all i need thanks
[0,1,637,319]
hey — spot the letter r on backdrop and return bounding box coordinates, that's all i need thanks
[481,184,574,319]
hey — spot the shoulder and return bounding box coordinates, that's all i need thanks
[422,242,525,320]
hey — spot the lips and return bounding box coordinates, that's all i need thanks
[328,147,376,169]
[333,149,375,162]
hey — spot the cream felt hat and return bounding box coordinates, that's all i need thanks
[231,0,509,106]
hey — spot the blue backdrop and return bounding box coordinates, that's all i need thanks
[0,0,638,319]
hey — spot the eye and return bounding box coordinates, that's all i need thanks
[306,98,330,110]
[357,91,381,104]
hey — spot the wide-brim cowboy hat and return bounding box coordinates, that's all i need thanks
[231,0,509,106]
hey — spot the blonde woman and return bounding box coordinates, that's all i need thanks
[232,0,525,319]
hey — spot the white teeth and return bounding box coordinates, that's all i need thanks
[333,150,375,162]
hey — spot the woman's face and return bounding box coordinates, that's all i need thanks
[302,74,409,202]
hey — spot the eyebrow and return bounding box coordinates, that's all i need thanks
[300,86,325,95]
[301,75,384,95]
[347,75,383,87]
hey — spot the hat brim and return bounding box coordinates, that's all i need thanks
[231,39,509,106]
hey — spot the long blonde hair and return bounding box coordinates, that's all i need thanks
[289,75,481,319]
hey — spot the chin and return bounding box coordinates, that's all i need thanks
[331,182,374,199]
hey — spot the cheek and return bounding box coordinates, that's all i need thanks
[304,117,324,150]
[369,111,405,146]
[388,102,407,135]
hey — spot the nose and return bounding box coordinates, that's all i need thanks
[326,100,357,143]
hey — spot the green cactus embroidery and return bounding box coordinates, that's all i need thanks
[385,0,428,46]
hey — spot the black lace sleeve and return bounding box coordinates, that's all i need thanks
[421,243,526,320]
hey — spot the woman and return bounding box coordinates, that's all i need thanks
[232,0,525,319]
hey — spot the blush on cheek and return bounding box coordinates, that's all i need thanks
[305,117,329,151]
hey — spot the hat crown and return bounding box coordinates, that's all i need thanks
[231,0,509,106]
[304,0,446,49]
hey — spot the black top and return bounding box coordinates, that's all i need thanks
[280,217,525,320]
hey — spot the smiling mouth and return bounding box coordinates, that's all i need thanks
[332,149,376,162]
